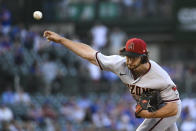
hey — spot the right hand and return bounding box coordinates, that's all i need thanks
[43,30,63,43]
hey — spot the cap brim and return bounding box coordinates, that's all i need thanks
[120,51,142,57]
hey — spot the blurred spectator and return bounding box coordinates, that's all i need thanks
[0,6,11,35]
[60,101,74,121]
[33,33,46,52]
[2,86,15,105]
[27,104,44,123]
[102,71,118,82]
[0,35,11,54]
[14,88,31,105]
[1,121,11,131]
[0,103,13,122]
[122,0,134,17]
[109,27,127,55]
[92,110,111,128]
[123,0,134,6]
[13,41,24,66]
[133,0,143,17]
[9,120,22,131]
[41,102,57,120]
[181,106,190,122]
[158,0,173,17]
[83,107,93,124]
[23,31,35,50]
[87,63,101,82]
[30,60,41,75]
[117,114,134,131]
[65,121,75,131]
[180,117,196,131]
[45,118,59,131]
[143,0,157,16]
[182,97,196,120]
[41,56,58,94]
[77,95,91,110]
[9,25,21,41]
[71,103,85,123]
[184,65,196,95]
[90,22,108,50]
[60,101,85,123]
[20,25,28,43]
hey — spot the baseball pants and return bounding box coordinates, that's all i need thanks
[136,101,181,131]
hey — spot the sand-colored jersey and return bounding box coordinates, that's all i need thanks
[95,52,180,102]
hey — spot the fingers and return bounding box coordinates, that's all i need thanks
[43,30,50,37]
[43,31,52,41]
[43,30,58,42]
[135,104,142,114]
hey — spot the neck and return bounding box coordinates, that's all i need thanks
[132,62,150,78]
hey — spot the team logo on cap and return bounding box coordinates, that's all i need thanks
[128,42,134,50]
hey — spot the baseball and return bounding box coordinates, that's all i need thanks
[33,11,43,20]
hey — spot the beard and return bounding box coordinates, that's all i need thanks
[127,65,136,70]
[127,63,141,71]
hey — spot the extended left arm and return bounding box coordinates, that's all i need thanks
[138,102,178,118]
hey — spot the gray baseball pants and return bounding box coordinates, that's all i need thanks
[136,101,181,131]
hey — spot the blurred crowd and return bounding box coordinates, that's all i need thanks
[0,5,128,93]
[1,3,196,131]
[52,0,173,21]
[0,5,196,94]
[0,89,196,131]
[0,89,141,131]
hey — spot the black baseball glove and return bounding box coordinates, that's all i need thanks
[135,90,163,118]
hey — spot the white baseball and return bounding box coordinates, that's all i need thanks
[33,11,43,20]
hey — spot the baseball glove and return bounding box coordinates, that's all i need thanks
[135,90,163,118]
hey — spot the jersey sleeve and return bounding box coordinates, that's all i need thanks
[160,84,180,102]
[150,77,180,102]
[95,52,125,73]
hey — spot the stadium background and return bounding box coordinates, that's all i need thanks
[0,0,196,130]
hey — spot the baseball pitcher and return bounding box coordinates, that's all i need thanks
[43,31,181,131]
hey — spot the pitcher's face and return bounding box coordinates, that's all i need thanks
[126,56,141,70]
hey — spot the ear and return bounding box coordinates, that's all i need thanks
[140,55,148,64]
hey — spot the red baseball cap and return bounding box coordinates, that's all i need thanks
[120,38,147,57]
